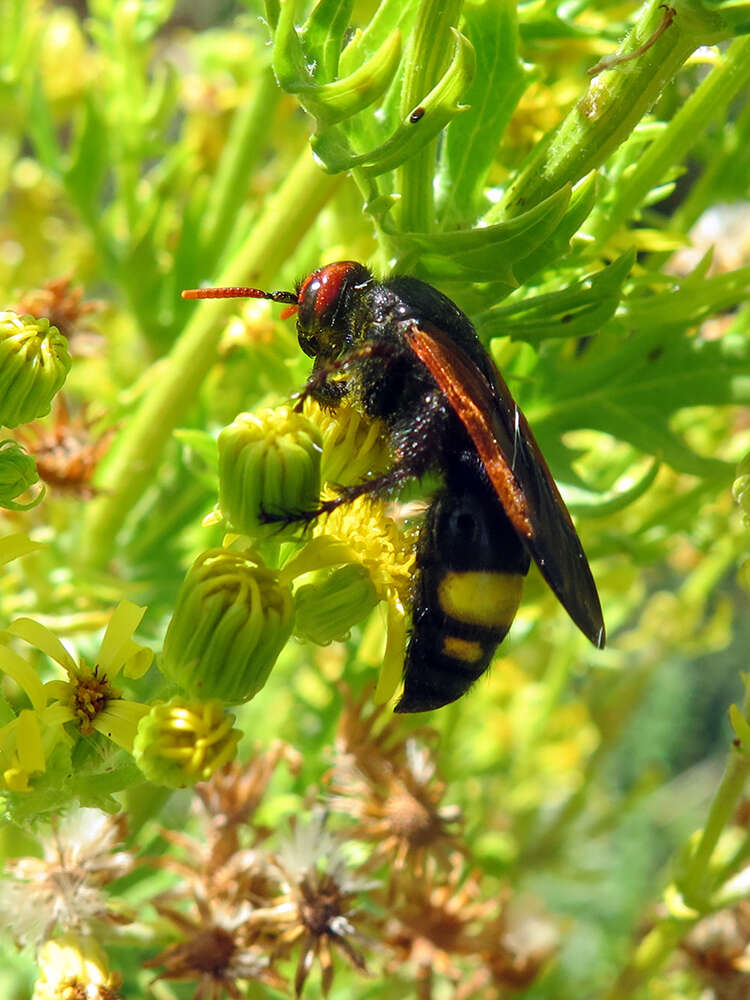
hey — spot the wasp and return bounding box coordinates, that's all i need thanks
[183,262,605,711]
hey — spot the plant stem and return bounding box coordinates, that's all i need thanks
[201,67,281,260]
[603,681,750,999]
[586,34,750,244]
[80,149,342,568]
[397,0,463,232]
[490,0,727,224]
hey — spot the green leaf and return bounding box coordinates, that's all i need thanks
[311,28,474,174]
[439,0,530,227]
[566,459,661,518]
[64,96,109,217]
[511,171,600,285]
[524,325,750,479]
[479,251,634,344]
[301,0,354,82]
[393,185,571,286]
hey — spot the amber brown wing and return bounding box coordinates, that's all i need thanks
[405,323,605,649]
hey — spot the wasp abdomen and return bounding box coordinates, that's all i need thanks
[395,487,530,713]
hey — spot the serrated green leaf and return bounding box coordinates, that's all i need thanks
[523,325,750,478]
[512,171,600,284]
[439,0,530,227]
[566,459,661,518]
[479,251,634,344]
[393,185,571,285]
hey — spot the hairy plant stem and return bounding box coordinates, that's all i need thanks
[586,34,750,244]
[489,0,728,224]
[397,0,463,232]
[603,681,750,1000]
[81,150,341,567]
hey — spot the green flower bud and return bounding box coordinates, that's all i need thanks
[161,548,294,703]
[294,563,379,645]
[0,312,71,428]
[218,406,322,536]
[0,440,42,510]
[133,696,241,788]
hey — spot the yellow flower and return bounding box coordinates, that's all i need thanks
[0,602,152,789]
[281,495,416,703]
[33,934,121,1000]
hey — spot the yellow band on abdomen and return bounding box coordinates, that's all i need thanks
[438,571,523,628]
[441,635,484,662]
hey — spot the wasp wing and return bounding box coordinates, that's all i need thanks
[405,322,605,649]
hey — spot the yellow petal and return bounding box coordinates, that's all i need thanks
[94,700,149,751]
[5,618,77,673]
[0,532,44,567]
[98,601,146,677]
[0,644,47,709]
[374,596,407,705]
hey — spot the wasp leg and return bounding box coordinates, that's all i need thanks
[293,341,402,412]
[258,465,413,528]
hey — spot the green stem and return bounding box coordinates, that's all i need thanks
[670,83,750,236]
[586,34,750,244]
[201,68,281,260]
[80,149,342,567]
[397,0,463,232]
[680,680,750,908]
[603,681,750,999]
[490,0,727,224]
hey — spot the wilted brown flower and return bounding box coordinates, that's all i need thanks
[13,276,104,355]
[15,396,114,498]
[682,901,750,1000]
[0,809,133,945]
[266,813,380,997]
[150,745,301,911]
[146,894,285,1000]
[328,687,463,878]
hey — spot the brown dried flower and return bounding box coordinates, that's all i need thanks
[328,687,463,878]
[146,895,285,999]
[682,901,750,1000]
[15,396,114,498]
[266,813,380,997]
[13,276,104,355]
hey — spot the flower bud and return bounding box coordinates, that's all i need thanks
[160,548,294,703]
[0,439,42,510]
[218,406,322,536]
[0,312,71,428]
[294,563,379,645]
[33,934,121,1000]
[133,697,241,788]
[305,399,390,487]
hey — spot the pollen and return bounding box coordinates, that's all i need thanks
[315,494,416,606]
[69,666,116,735]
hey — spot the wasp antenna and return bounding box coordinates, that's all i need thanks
[181,286,297,303]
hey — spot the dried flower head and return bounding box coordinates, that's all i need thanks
[0,810,132,945]
[146,894,285,1000]
[384,855,498,986]
[268,813,380,997]
[13,276,104,355]
[682,901,750,998]
[14,396,114,498]
[328,688,463,878]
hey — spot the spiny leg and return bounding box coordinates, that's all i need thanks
[259,465,413,527]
